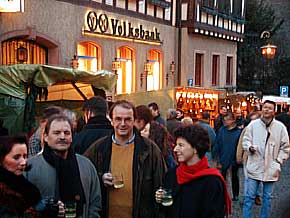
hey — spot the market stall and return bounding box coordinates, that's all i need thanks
[116,87,223,126]
[0,64,116,134]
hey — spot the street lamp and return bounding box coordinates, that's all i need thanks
[260,31,277,59]
[70,54,79,69]
[140,60,151,88]
[16,46,28,63]
[112,57,120,75]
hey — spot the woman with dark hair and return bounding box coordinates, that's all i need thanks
[0,135,64,218]
[141,121,176,169]
[156,125,231,218]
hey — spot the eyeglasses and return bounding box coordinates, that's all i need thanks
[113,117,134,124]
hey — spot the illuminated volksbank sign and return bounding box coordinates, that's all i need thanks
[83,11,162,45]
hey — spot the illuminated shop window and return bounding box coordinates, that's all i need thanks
[147,49,161,91]
[116,46,134,94]
[77,42,100,72]
[1,39,47,65]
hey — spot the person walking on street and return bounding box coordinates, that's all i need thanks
[236,111,262,206]
[242,100,290,218]
[85,100,167,218]
[214,105,227,132]
[213,112,242,201]
[275,106,290,137]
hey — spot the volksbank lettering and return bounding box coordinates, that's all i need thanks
[110,19,160,41]
[86,11,161,42]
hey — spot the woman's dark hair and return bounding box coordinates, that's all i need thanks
[0,135,28,164]
[148,121,169,158]
[174,125,210,159]
[136,105,153,125]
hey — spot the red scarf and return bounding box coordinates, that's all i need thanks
[176,157,231,217]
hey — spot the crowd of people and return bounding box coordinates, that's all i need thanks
[0,96,289,218]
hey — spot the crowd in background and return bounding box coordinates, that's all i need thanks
[0,97,289,218]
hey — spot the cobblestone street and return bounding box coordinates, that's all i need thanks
[229,159,290,218]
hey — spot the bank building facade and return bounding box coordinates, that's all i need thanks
[0,0,245,117]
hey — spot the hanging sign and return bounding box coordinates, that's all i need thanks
[0,0,24,12]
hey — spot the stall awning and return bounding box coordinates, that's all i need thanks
[0,64,116,100]
[262,95,290,104]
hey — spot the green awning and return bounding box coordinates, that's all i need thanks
[0,64,116,99]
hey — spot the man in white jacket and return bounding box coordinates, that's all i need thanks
[242,100,289,218]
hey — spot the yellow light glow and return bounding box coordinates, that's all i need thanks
[117,68,122,94]
[126,60,132,94]
[242,101,247,107]
[79,59,86,71]
[0,0,24,12]
[176,92,181,100]
[153,62,159,90]
[91,58,98,71]
[147,75,154,91]
[83,30,162,46]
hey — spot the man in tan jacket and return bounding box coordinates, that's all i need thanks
[236,111,262,205]
[242,100,290,218]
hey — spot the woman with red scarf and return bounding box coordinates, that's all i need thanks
[156,125,231,218]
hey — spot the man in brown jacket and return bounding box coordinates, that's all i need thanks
[84,100,166,218]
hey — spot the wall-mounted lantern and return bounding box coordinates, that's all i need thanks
[16,46,28,63]
[260,31,277,59]
[112,57,121,75]
[71,54,79,69]
[166,61,175,86]
[140,60,152,88]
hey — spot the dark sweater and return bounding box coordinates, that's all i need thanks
[162,167,226,218]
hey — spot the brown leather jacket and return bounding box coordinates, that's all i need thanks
[84,129,167,218]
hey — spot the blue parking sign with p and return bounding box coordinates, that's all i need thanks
[280,86,288,97]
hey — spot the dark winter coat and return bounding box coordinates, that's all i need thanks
[84,129,167,218]
[72,115,113,154]
[161,167,226,218]
[213,126,242,170]
[0,167,42,218]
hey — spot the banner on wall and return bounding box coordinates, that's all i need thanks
[0,0,24,12]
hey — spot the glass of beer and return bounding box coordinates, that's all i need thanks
[161,189,173,206]
[65,202,76,218]
[113,173,124,189]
